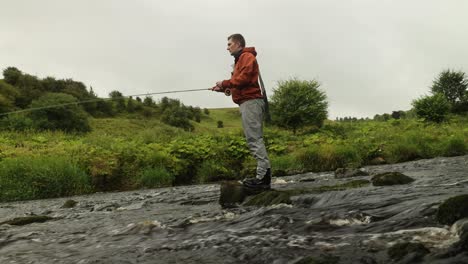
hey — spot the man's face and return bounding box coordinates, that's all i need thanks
[227,39,242,55]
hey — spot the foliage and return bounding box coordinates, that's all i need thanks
[0,105,466,203]
[29,93,91,132]
[0,114,34,131]
[431,69,468,113]
[270,78,328,133]
[2,67,22,86]
[412,93,451,123]
[135,166,174,188]
[0,155,92,202]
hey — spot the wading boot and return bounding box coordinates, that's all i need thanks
[242,168,271,190]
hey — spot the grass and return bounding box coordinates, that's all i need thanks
[0,108,467,202]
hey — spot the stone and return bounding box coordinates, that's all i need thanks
[62,200,78,208]
[437,195,468,225]
[369,157,386,165]
[371,172,414,186]
[219,181,264,208]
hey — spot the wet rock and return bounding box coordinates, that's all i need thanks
[219,181,248,208]
[243,190,295,207]
[0,215,53,226]
[371,172,414,186]
[62,199,78,208]
[219,181,264,208]
[334,168,369,178]
[387,242,429,262]
[436,194,468,225]
[369,157,386,165]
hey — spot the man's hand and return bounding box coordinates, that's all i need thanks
[211,85,222,92]
[211,81,224,92]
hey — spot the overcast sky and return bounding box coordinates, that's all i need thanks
[1,0,468,119]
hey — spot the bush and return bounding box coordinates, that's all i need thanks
[270,78,328,133]
[29,93,91,132]
[442,135,467,157]
[135,166,174,188]
[412,93,450,123]
[161,106,194,131]
[0,114,34,131]
[295,144,362,172]
[196,160,235,183]
[0,156,92,202]
[270,154,303,176]
[384,132,438,163]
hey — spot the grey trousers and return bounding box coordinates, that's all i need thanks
[239,99,271,179]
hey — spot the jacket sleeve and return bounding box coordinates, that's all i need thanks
[222,53,257,88]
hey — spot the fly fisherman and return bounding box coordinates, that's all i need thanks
[212,33,271,190]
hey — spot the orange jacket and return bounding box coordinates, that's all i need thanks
[221,47,264,105]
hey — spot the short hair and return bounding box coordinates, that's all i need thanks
[228,34,245,47]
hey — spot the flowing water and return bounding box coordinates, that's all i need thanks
[0,155,467,263]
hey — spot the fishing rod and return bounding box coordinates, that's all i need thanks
[0,88,216,117]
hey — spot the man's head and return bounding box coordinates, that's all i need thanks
[227,33,245,55]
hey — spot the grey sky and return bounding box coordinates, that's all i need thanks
[2,0,468,119]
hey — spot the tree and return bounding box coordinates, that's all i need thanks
[161,105,194,131]
[270,78,328,133]
[127,97,135,113]
[143,96,155,107]
[412,93,450,123]
[391,111,401,119]
[3,67,22,86]
[431,69,468,113]
[0,80,19,113]
[29,93,91,132]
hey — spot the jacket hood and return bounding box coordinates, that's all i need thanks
[242,47,257,57]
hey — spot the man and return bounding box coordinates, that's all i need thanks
[212,33,271,189]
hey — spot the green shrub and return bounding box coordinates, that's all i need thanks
[270,78,328,133]
[29,93,91,133]
[442,135,467,156]
[295,144,362,172]
[135,166,174,188]
[270,154,303,176]
[195,160,235,183]
[0,114,34,131]
[384,132,439,163]
[412,93,450,123]
[0,156,92,202]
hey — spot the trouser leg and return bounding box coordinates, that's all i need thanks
[239,99,271,179]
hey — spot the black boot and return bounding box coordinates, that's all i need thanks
[242,168,271,189]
